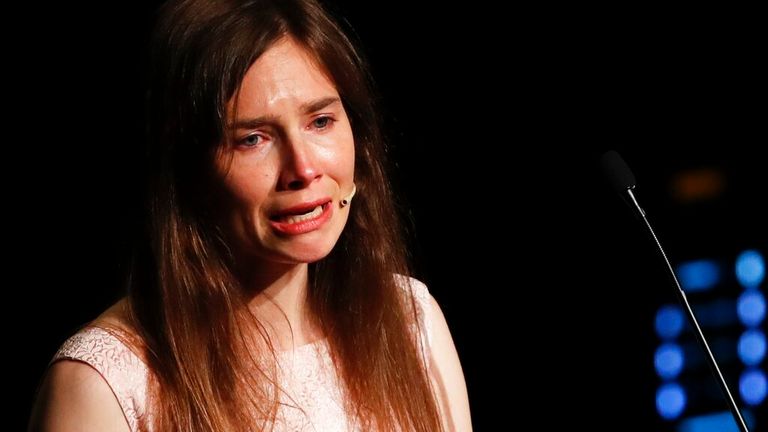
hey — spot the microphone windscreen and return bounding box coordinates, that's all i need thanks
[601,150,637,192]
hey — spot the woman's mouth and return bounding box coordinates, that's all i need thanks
[268,200,333,235]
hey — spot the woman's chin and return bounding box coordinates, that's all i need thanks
[270,243,336,265]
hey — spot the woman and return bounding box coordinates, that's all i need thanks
[29,0,471,430]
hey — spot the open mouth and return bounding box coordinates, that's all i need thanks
[270,201,330,223]
[268,199,334,235]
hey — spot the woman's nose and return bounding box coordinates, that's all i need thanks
[277,136,322,190]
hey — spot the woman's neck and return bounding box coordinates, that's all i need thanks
[242,262,321,349]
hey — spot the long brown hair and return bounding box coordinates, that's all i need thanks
[128,0,443,430]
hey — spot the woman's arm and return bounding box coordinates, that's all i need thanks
[28,360,130,432]
[428,296,473,432]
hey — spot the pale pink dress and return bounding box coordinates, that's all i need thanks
[52,277,434,432]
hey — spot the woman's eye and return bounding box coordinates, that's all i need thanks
[312,117,333,129]
[240,134,262,147]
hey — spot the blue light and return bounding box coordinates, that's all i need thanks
[678,410,755,432]
[740,369,767,406]
[655,305,684,339]
[655,343,685,379]
[735,250,765,289]
[656,382,686,420]
[738,329,767,366]
[737,290,766,327]
[677,259,721,292]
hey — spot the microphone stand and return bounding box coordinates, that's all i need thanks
[624,187,750,432]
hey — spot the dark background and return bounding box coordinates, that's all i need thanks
[12,1,765,430]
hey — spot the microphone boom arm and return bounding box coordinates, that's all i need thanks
[624,188,750,432]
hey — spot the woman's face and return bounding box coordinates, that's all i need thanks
[216,38,355,265]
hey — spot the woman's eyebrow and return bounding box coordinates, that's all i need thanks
[231,96,341,130]
[300,96,340,114]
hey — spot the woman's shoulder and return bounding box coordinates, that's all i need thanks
[395,275,473,431]
[55,298,146,366]
[52,298,150,397]
[395,274,431,301]
[30,359,132,431]
[54,326,144,370]
[394,275,436,352]
[38,299,150,431]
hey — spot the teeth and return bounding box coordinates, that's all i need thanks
[281,205,323,224]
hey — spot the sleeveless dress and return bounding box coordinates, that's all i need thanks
[52,277,435,431]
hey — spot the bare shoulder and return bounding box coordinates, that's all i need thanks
[28,298,138,431]
[426,295,473,432]
[28,360,130,432]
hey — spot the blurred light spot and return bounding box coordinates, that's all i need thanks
[736,250,765,289]
[656,382,686,420]
[738,330,767,366]
[655,343,684,379]
[670,168,725,203]
[737,290,766,326]
[739,369,767,406]
[656,305,684,339]
[677,260,720,292]
[678,410,755,432]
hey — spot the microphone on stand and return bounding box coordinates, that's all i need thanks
[600,150,750,432]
